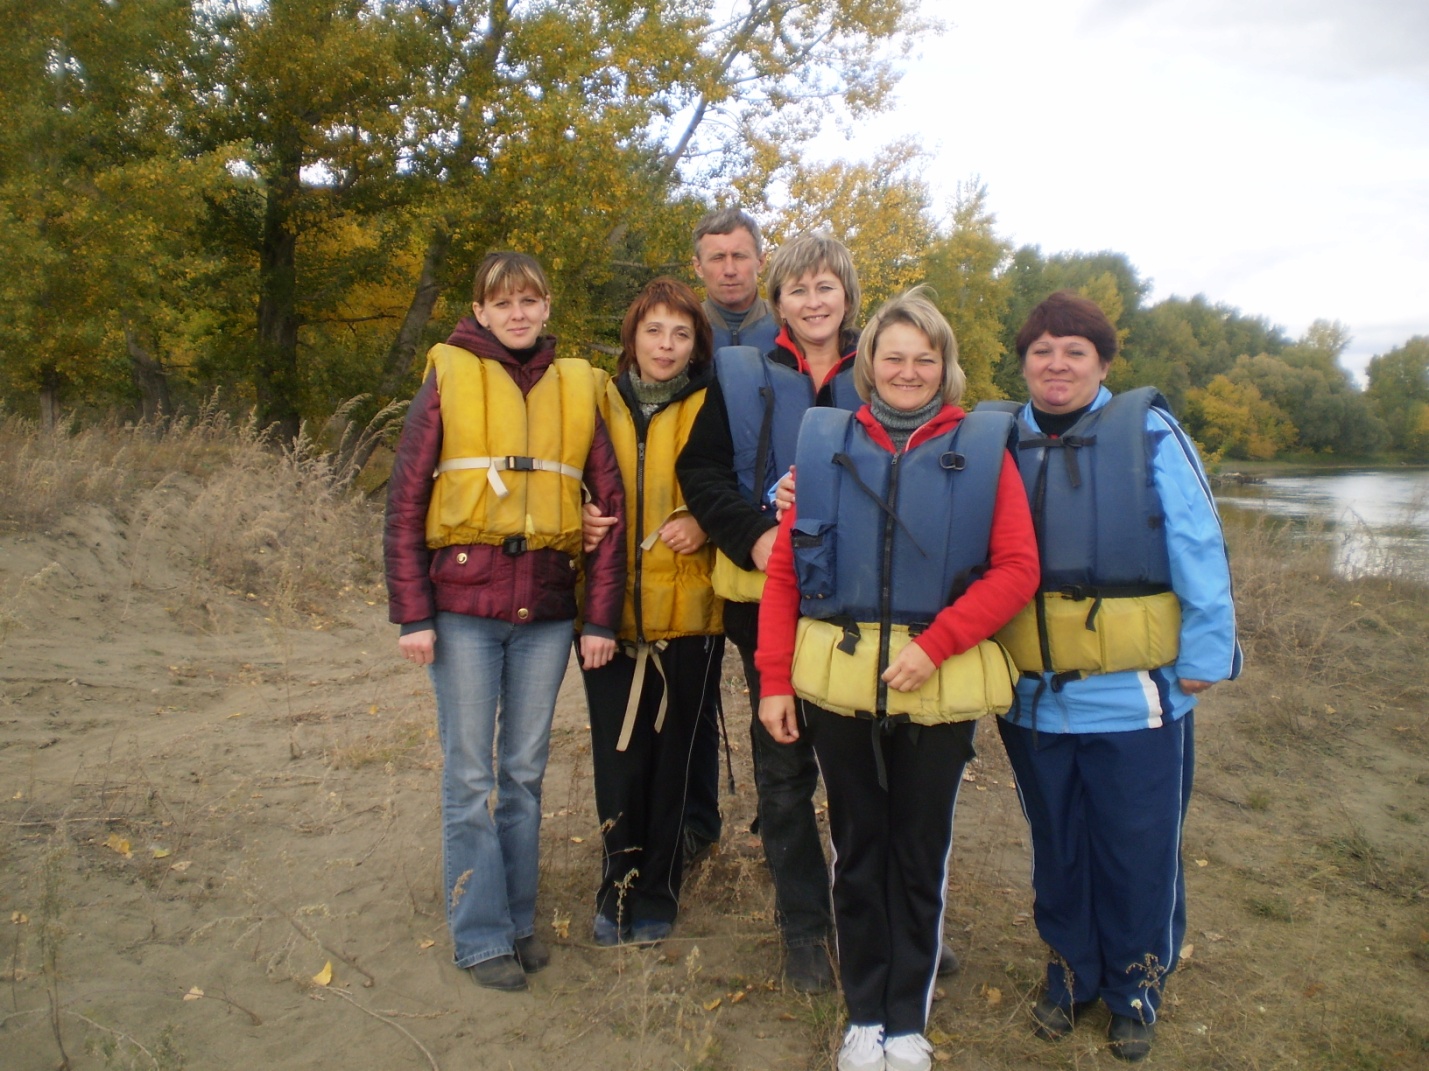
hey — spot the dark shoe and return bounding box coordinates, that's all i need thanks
[593,914,627,947]
[513,933,550,973]
[468,954,527,991]
[785,943,834,994]
[1032,996,1097,1041]
[683,829,718,873]
[935,941,961,977]
[630,920,673,946]
[1107,1014,1155,1062]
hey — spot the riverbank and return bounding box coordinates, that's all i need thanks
[2,418,1426,1071]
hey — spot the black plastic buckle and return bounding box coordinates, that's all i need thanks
[502,535,528,556]
[505,455,536,471]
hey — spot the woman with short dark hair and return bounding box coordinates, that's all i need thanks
[989,289,1240,1062]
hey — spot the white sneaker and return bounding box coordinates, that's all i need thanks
[838,1024,886,1071]
[883,1032,933,1071]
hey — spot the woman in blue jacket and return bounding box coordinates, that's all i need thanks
[991,290,1240,1062]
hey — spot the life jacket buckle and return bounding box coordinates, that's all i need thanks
[505,455,535,471]
[502,535,528,556]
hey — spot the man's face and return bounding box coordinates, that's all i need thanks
[692,228,765,313]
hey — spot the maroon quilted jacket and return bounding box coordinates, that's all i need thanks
[383,318,626,635]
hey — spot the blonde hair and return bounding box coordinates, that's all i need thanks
[766,232,861,335]
[854,287,965,405]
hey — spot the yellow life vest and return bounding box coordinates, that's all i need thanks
[423,344,596,555]
[995,590,1182,675]
[712,552,767,602]
[791,618,1016,725]
[599,378,722,642]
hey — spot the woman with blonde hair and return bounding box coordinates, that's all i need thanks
[757,288,1038,1070]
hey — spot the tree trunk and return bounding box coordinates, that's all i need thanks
[378,219,453,400]
[255,137,303,441]
[39,365,61,433]
[123,324,172,422]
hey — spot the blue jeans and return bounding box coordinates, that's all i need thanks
[429,612,574,968]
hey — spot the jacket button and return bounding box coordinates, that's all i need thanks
[517,608,530,620]
[456,552,468,565]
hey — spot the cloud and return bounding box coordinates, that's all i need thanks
[1084,0,1429,85]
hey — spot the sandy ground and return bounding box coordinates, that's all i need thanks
[2,500,1427,1071]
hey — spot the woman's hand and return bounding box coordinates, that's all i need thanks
[399,628,436,667]
[1179,678,1213,695]
[582,501,618,553]
[659,514,707,555]
[773,465,796,520]
[749,528,778,572]
[580,633,616,670]
[758,695,800,743]
[882,643,935,693]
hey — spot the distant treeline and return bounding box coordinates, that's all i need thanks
[4,2,1424,461]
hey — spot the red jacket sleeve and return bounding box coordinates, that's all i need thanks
[912,451,1039,666]
[754,506,802,698]
[383,374,441,625]
[577,411,628,633]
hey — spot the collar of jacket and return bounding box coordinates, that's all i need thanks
[445,316,558,379]
[855,403,966,453]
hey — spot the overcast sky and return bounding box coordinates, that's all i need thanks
[805,0,1429,381]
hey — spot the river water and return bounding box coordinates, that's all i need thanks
[1215,467,1429,579]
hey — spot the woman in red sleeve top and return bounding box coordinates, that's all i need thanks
[756,288,1038,1071]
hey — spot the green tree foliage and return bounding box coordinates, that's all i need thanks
[0,0,212,425]
[4,0,921,435]
[920,181,1011,406]
[1366,336,1429,457]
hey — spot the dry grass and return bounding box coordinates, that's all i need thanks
[2,418,1427,1070]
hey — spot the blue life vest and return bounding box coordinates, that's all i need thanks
[714,345,861,507]
[789,408,1015,625]
[983,387,1173,594]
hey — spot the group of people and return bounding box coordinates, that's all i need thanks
[382,207,1240,1069]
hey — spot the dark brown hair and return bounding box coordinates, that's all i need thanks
[617,277,714,378]
[1015,289,1118,364]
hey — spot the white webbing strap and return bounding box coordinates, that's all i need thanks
[434,455,584,498]
[615,642,670,752]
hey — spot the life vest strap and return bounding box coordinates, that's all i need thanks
[615,642,670,752]
[435,455,585,498]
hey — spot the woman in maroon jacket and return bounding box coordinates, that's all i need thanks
[384,252,626,992]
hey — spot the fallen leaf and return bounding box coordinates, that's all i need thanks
[983,986,1002,1006]
[227,712,243,719]
[569,836,585,844]
[105,834,133,858]
[152,847,172,859]
[1180,943,1194,961]
[551,913,571,940]
[730,990,746,1004]
[1203,931,1226,942]
[369,704,379,715]
[1195,859,1209,867]
[11,912,28,924]
[312,961,333,987]
[183,987,204,1001]
[703,997,721,1011]
[418,939,436,950]
[927,1029,954,1045]
[170,860,193,872]
[1324,705,1336,715]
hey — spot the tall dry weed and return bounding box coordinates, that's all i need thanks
[0,405,384,613]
